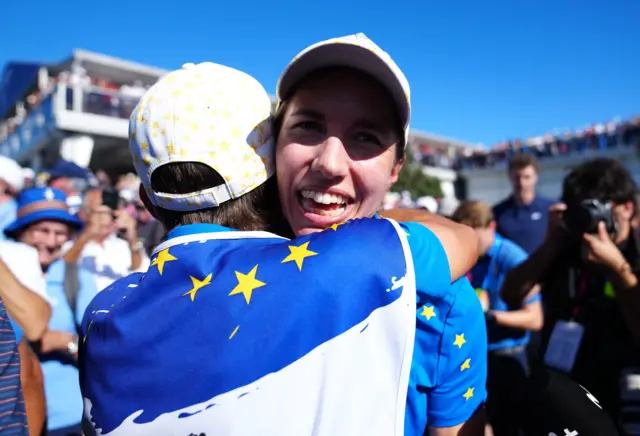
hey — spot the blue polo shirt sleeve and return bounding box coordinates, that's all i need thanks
[399,222,451,290]
[427,278,488,427]
[500,239,541,306]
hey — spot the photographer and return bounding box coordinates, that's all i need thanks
[501,157,640,430]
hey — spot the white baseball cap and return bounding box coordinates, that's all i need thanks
[0,156,24,193]
[276,33,411,147]
[129,62,275,212]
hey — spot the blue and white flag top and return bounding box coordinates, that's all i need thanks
[79,218,416,436]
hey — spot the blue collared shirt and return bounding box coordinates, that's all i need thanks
[42,260,98,431]
[469,234,541,350]
[493,195,556,254]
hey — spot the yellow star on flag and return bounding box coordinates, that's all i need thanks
[282,242,318,271]
[183,273,213,302]
[329,222,346,231]
[460,358,471,371]
[463,387,474,401]
[420,305,436,320]
[151,248,177,275]
[454,333,466,349]
[229,265,266,304]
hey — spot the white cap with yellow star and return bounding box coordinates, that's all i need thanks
[129,62,274,212]
[276,33,411,148]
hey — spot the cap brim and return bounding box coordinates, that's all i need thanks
[4,210,84,237]
[277,42,409,131]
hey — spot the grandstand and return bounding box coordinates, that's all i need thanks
[0,50,475,196]
[6,49,634,206]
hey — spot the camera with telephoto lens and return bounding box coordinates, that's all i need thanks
[562,198,617,237]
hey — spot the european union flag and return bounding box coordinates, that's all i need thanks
[79,218,416,436]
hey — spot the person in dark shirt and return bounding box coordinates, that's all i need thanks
[501,157,640,432]
[493,154,556,254]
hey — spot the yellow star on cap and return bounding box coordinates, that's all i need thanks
[183,273,212,302]
[229,265,266,304]
[420,305,436,320]
[151,248,177,275]
[282,242,318,271]
[140,140,149,150]
[463,387,474,401]
[454,333,466,349]
[460,358,471,371]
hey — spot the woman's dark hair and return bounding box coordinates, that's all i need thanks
[150,162,285,233]
[272,67,406,163]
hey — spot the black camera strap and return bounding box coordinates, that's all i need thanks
[568,267,592,321]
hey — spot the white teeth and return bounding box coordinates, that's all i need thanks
[300,198,346,217]
[301,189,348,205]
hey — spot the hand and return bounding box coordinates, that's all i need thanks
[582,221,626,271]
[40,330,76,355]
[546,202,568,243]
[115,209,137,243]
[84,206,113,239]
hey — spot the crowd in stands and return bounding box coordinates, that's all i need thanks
[410,115,640,170]
[0,64,150,142]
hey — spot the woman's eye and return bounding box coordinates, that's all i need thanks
[353,132,381,145]
[293,121,322,132]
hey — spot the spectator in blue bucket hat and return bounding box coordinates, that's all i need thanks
[4,187,83,239]
[4,187,98,436]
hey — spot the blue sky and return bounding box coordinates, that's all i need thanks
[1,0,638,146]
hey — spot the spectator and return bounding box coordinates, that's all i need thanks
[18,338,46,436]
[493,154,556,254]
[0,241,50,342]
[452,200,543,435]
[63,188,149,291]
[43,159,92,215]
[5,187,98,436]
[0,218,51,436]
[0,156,25,238]
[0,297,27,434]
[501,157,640,431]
[1,257,48,436]
[131,190,164,257]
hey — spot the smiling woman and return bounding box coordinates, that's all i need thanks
[274,67,404,235]
[272,33,488,435]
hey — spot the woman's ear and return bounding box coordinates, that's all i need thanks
[389,156,405,187]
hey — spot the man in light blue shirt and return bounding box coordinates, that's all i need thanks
[5,187,98,436]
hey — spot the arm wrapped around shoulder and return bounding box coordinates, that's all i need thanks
[381,208,479,281]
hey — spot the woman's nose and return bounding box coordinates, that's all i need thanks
[310,136,349,180]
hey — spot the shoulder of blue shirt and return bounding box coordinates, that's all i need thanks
[493,195,557,214]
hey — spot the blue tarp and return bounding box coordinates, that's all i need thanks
[0,62,42,118]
